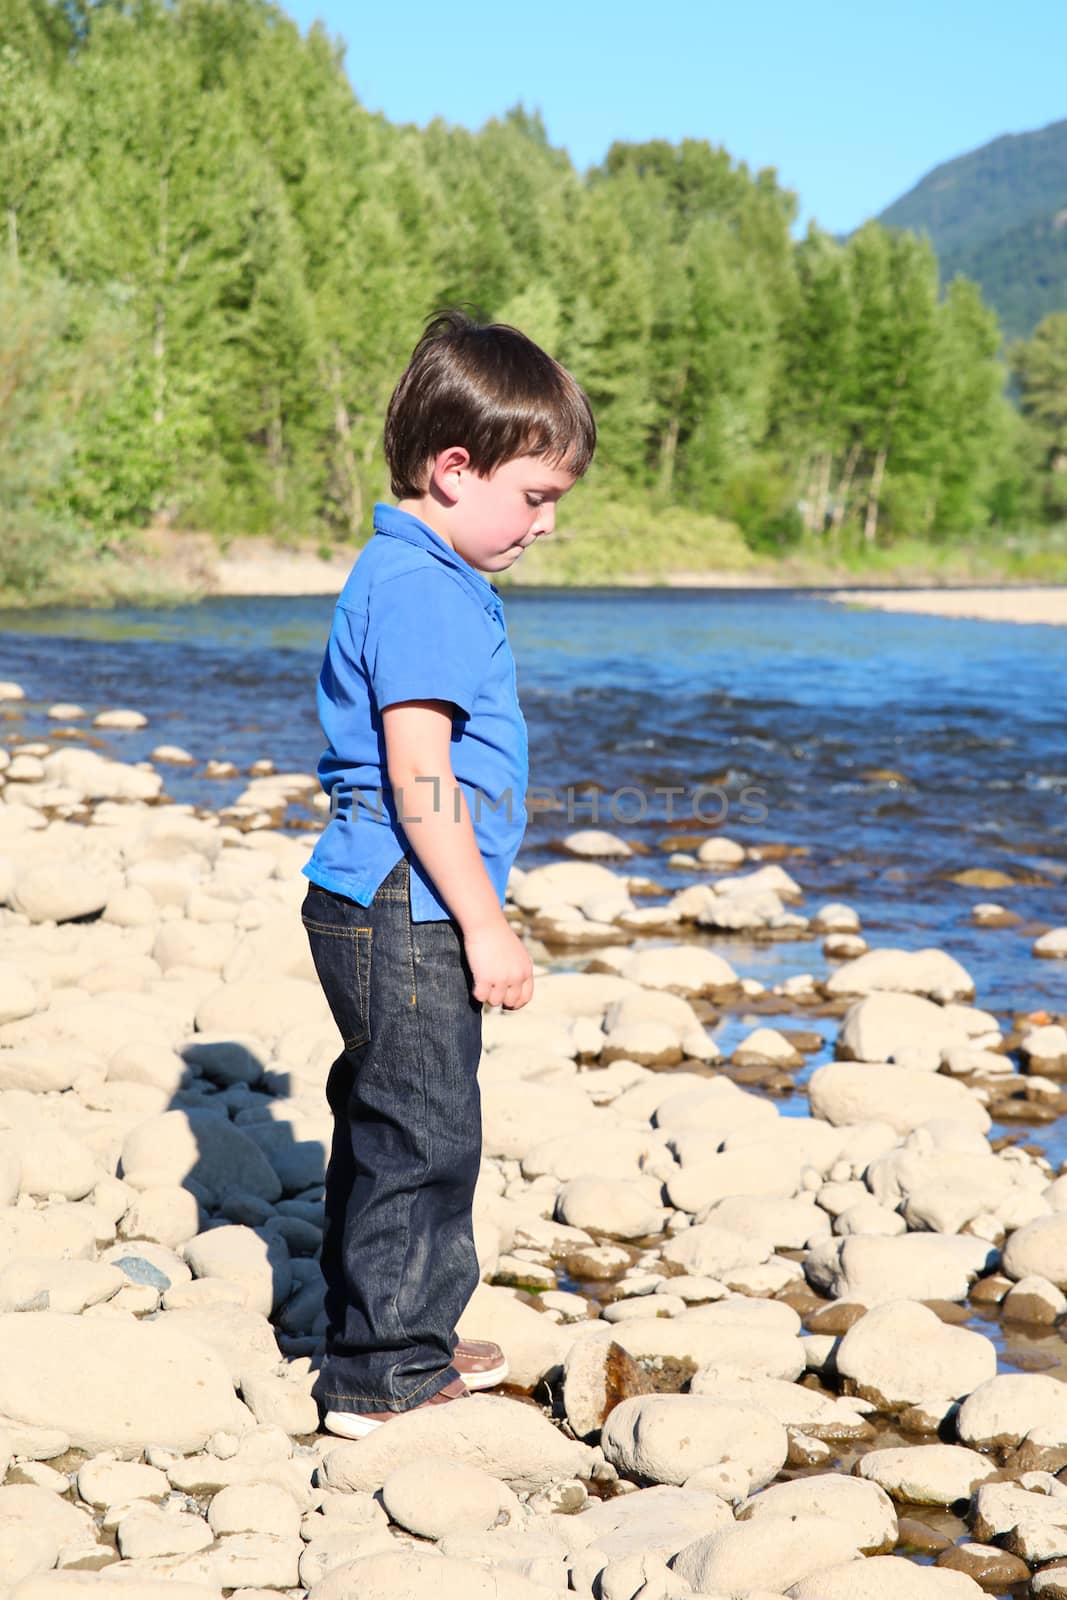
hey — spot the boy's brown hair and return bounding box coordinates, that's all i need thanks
[384,309,596,500]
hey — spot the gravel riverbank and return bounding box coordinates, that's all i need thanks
[829,588,1067,627]
[0,680,1066,1598]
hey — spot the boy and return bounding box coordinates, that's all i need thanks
[301,310,596,1438]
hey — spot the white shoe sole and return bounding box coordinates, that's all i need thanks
[323,1361,507,1436]
[323,1409,384,1439]
[461,1358,509,1390]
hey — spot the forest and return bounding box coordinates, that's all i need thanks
[2,0,1066,598]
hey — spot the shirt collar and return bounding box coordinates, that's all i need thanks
[373,502,503,616]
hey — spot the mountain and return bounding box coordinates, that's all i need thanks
[874,117,1067,340]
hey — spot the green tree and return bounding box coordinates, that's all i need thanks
[0,0,79,65]
[678,218,779,508]
[927,276,1013,534]
[60,4,277,518]
[1013,311,1067,516]
[846,225,941,543]
[204,168,325,533]
[0,266,120,589]
[555,183,654,485]
[0,44,63,273]
[774,225,854,536]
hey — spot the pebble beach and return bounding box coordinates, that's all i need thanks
[828,590,1067,628]
[1,678,1067,1600]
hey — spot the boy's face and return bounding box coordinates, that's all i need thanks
[447,454,577,573]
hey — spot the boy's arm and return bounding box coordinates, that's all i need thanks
[382,699,533,1012]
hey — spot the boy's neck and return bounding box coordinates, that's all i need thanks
[396,494,457,553]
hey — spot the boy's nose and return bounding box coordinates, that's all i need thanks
[535,504,556,536]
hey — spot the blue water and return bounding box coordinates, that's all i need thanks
[1,585,1065,1033]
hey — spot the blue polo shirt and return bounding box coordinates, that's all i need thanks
[303,503,529,922]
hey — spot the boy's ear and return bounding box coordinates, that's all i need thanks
[429,445,471,505]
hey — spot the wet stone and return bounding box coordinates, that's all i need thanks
[1033,1562,1067,1599]
[898,1401,958,1434]
[788,1433,833,1466]
[972,904,1020,927]
[726,1061,795,1091]
[1003,1275,1067,1324]
[561,1338,650,1442]
[789,1030,826,1053]
[969,1274,1014,1305]
[935,1541,1031,1589]
[1007,1436,1067,1475]
[897,1517,954,1554]
[564,1246,634,1281]
[636,1355,698,1395]
[992,1095,1063,1123]
[778,1284,826,1318]
[805,1301,868,1335]
[922,1300,974,1325]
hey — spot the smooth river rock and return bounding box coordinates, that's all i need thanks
[834,1301,997,1410]
[611,1311,803,1380]
[120,1109,282,1204]
[307,1550,549,1600]
[808,1062,991,1136]
[555,1175,662,1240]
[854,1444,997,1505]
[673,1513,863,1595]
[957,1374,1067,1451]
[836,992,970,1070]
[825,947,975,1002]
[0,1313,246,1454]
[12,863,114,925]
[183,1224,291,1318]
[788,1555,985,1597]
[738,1472,897,1552]
[804,1234,985,1306]
[380,1456,521,1540]
[319,1395,596,1494]
[600,1394,788,1493]
[565,1482,731,1564]
[1003,1212,1067,1287]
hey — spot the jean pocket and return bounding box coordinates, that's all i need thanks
[303,922,373,1051]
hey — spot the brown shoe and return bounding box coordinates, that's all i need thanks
[323,1376,470,1440]
[454,1337,509,1390]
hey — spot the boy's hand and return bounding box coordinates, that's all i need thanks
[463,918,534,1011]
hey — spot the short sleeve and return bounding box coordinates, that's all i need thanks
[364,566,495,718]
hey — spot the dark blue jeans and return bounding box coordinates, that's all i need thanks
[300,856,483,1415]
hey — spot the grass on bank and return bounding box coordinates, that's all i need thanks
[499,497,1067,588]
[498,496,760,586]
[0,515,209,611]
[786,523,1067,586]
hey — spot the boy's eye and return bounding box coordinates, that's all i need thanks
[525,494,544,508]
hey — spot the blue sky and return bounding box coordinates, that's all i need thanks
[280,0,1066,235]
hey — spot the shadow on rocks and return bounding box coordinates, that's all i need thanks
[115,1036,330,1434]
